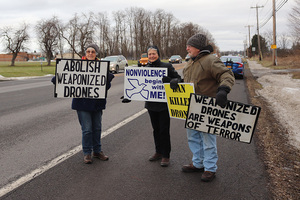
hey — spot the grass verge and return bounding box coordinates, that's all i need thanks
[244,62,300,199]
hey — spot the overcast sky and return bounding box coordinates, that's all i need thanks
[0,0,295,52]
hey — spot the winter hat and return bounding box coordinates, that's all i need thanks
[147,45,160,57]
[187,34,208,50]
[86,44,99,55]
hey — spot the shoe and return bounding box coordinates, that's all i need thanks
[149,153,162,161]
[181,164,204,173]
[160,158,170,167]
[93,151,109,161]
[84,155,92,164]
[201,171,216,182]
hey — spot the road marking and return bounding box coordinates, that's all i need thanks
[0,109,147,198]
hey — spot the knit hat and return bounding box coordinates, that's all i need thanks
[147,45,160,57]
[187,34,208,50]
[86,44,99,55]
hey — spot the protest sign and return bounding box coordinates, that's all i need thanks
[54,59,109,99]
[185,94,261,143]
[164,83,195,120]
[124,67,168,102]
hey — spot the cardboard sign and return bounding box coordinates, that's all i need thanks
[54,59,109,99]
[164,83,195,120]
[185,94,261,143]
[124,67,168,102]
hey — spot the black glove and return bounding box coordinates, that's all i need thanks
[51,76,56,85]
[216,86,230,108]
[162,76,171,83]
[120,96,131,103]
[170,78,179,90]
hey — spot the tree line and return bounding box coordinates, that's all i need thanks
[0,7,216,66]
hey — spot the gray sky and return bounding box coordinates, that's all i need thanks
[0,0,295,52]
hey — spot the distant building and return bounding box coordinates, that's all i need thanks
[0,52,43,62]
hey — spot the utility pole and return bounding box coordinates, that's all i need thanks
[251,4,264,61]
[245,25,253,57]
[272,0,277,65]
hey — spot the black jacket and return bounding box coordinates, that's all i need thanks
[145,58,181,112]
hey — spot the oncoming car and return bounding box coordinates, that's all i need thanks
[138,53,148,67]
[185,54,190,62]
[103,55,128,73]
[169,55,182,64]
[220,56,244,79]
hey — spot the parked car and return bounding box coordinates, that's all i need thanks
[169,55,182,64]
[103,55,128,73]
[220,55,244,79]
[185,54,190,61]
[137,53,148,67]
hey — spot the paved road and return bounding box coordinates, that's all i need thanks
[0,64,271,199]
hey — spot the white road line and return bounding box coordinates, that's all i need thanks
[0,109,147,198]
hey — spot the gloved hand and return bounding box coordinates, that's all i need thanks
[162,76,171,83]
[120,96,131,103]
[170,78,179,90]
[216,86,230,108]
[51,76,56,85]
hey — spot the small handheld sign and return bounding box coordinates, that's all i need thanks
[164,83,195,120]
[185,94,261,143]
[54,59,109,99]
[124,66,168,102]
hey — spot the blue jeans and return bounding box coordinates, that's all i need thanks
[77,110,103,155]
[186,129,218,172]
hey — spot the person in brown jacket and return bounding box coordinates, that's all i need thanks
[181,34,235,182]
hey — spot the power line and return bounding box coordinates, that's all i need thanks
[259,0,288,28]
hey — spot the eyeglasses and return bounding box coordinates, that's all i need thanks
[86,50,96,54]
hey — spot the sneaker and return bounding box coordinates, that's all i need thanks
[149,153,162,161]
[201,171,216,182]
[181,164,204,173]
[84,155,92,164]
[93,151,109,161]
[160,158,170,167]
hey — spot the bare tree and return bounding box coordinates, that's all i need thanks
[289,0,300,43]
[278,33,290,49]
[28,8,217,61]
[36,16,60,66]
[1,23,30,66]
[262,30,273,50]
[128,7,150,58]
[60,12,95,58]
[95,12,110,58]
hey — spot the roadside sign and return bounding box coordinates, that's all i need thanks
[271,45,277,49]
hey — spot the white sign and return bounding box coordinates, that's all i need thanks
[54,59,109,99]
[124,67,168,102]
[185,94,261,143]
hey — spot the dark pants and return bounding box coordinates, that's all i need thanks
[147,109,171,158]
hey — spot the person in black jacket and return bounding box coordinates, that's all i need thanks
[52,44,114,164]
[145,45,182,167]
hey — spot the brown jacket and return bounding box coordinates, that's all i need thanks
[183,53,235,97]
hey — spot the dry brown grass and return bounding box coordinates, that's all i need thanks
[244,63,300,200]
[253,55,300,79]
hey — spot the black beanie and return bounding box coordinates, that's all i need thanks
[86,44,99,55]
[187,34,208,50]
[147,45,160,57]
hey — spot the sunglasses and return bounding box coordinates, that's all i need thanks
[86,50,96,54]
